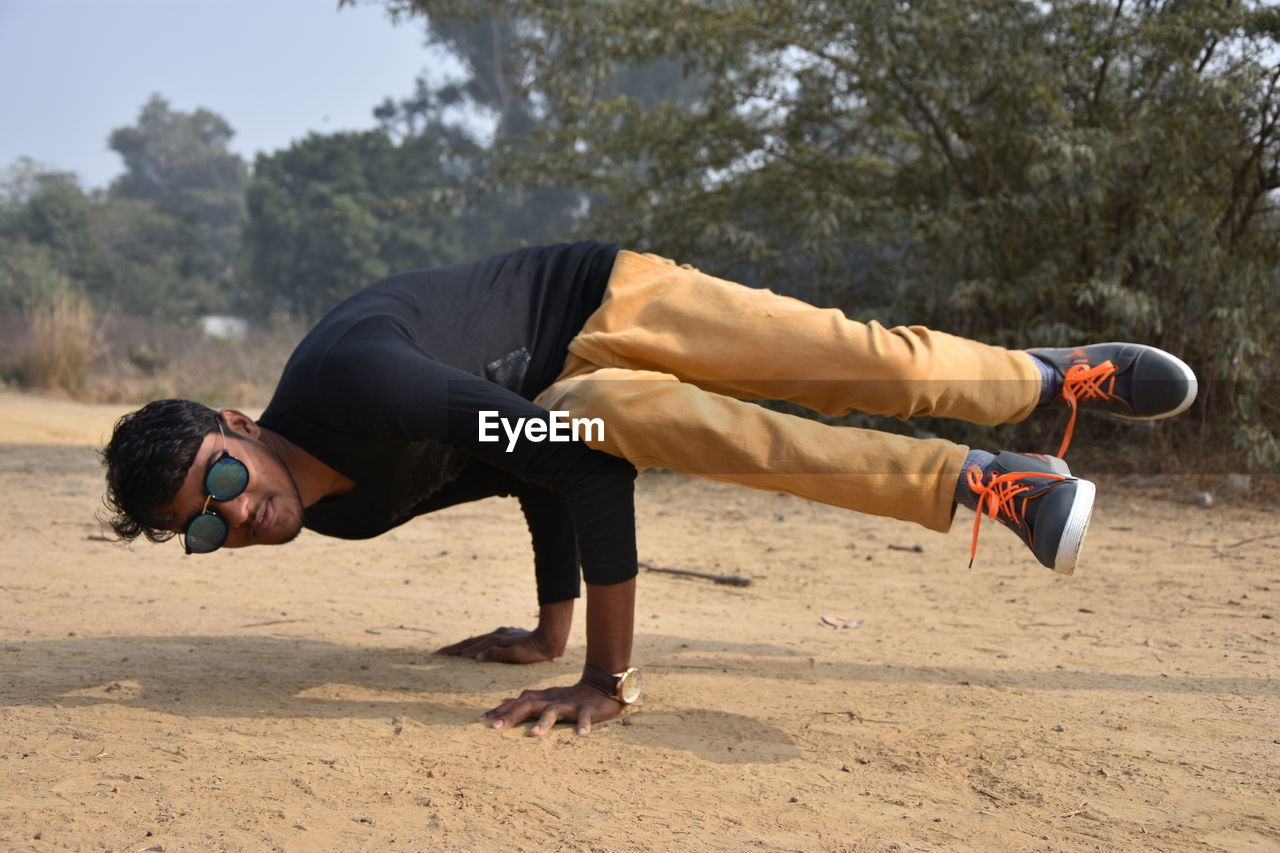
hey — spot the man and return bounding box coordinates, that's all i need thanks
[101,242,1197,736]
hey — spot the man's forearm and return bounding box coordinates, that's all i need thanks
[583,578,636,673]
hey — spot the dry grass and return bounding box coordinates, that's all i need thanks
[1,309,307,411]
[85,314,309,410]
[19,290,97,394]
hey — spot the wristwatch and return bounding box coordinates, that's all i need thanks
[581,664,642,704]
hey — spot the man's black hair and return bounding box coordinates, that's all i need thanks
[100,398,222,543]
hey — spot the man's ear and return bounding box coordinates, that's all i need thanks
[219,409,262,439]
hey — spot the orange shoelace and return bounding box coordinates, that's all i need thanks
[1056,359,1117,457]
[965,464,1068,567]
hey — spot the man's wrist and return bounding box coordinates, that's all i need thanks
[579,663,616,699]
[580,663,642,704]
[536,599,573,656]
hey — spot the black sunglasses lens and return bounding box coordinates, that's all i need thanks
[185,513,228,554]
[206,456,249,500]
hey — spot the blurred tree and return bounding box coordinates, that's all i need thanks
[108,94,249,311]
[243,129,465,319]
[0,162,106,301]
[93,197,209,318]
[367,14,581,251]
[0,162,99,392]
[0,236,70,310]
[0,102,245,320]
[366,0,1280,469]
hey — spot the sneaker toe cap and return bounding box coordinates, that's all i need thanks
[1031,479,1093,573]
[1125,347,1198,418]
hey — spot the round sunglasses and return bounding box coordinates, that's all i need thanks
[182,421,250,555]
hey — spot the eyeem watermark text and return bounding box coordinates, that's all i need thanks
[478,410,604,452]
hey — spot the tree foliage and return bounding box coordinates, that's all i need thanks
[372,0,1280,468]
[108,94,249,311]
[241,11,593,319]
[0,162,101,313]
[368,14,583,250]
[243,129,467,319]
[1,95,251,320]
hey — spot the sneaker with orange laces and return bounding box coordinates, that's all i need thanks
[1027,343,1198,457]
[963,451,1095,575]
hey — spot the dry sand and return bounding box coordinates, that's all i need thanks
[1,390,1277,852]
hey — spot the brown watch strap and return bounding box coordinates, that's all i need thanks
[580,664,623,700]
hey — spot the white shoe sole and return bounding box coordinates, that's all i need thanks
[1093,342,1199,421]
[1051,477,1095,576]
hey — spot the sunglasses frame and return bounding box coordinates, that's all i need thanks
[181,420,250,555]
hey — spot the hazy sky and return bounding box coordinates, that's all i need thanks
[0,0,445,189]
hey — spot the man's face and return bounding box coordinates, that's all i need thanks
[161,428,305,550]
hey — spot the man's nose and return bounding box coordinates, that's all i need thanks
[215,492,253,527]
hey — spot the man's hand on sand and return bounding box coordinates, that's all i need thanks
[479,683,622,736]
[434,626,560,663]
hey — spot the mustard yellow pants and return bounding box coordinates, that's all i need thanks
[535,251,1043,532]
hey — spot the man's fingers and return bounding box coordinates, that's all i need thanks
[480,695,542,730]
[477,686,605,735]
[434,627,519,656]
[476,645,520,663]
[435,634,488,655]
[476,695,520,720]
[484,704,525,729]
[527,704,563,737]
[462,639,498,659]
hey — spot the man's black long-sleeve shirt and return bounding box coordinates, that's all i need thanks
[257,242,634,603]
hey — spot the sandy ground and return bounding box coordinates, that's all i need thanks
[1,390,1278,852]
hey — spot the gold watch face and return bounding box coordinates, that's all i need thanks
[617,667,642,704]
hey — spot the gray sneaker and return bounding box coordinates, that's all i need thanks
[1028,342,1198,456]
[964,451,1095,576]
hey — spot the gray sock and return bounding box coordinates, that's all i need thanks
[1027,352,1058,405]
[955,449,997,510]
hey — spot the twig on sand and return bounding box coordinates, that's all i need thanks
[1223,531,1280,550]
[817,710,897,724]
[1058,800,1089,818]
[639,560,751,587]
